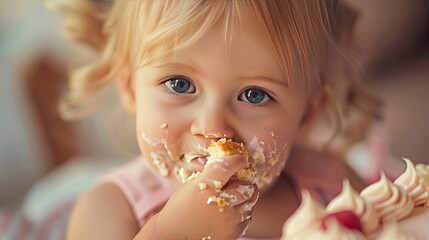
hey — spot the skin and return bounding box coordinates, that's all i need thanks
[130,21,315,239]
[132,22,308,192]
[67,20,335,240]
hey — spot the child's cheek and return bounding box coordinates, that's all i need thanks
[136,123,182,177]
[247,134,289,190]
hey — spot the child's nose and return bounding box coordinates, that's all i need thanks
[190,105,234,140]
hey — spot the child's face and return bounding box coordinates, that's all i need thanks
[130,23,309,192]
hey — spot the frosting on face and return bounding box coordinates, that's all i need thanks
[394,158,429,206]
[247,135,288,190]
[139,128,213,183]
[326,180,381,236]
[360,173,414,222]
[139,127,290,190]
[140,131,173,174]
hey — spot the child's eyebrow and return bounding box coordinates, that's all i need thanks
[152,62,197,73]
[238,75,288,87]
[153,62,288,87]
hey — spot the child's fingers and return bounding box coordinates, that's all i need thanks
[236,183,259,214]
[199,154,246,190]
[221,181,256,207]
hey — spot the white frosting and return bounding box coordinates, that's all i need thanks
[282,191,325,238]
[236,184,255,199]
[327,180,381,235]
[240,199,257,213]
[248,136,266,164]
[361,173,414,222]
[151,153,169,176]
[416,163,429,206]
[247,135,287,189]
[177,167,191,183]
[394,158,429,206]
[281,161,429,240]
[140,130,183,177]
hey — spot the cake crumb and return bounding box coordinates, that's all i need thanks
[186,171,201,182]
[151,153,169,176]
[199,182,207,190]
[207,196,217,204]
[178,168,191,184]
[207,196,229,207]
[217,197,228,207]
[160,123,168,129]
[212,180,222,190]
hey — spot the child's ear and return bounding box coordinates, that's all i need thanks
[295,86,330,143]
[116,67,136,115]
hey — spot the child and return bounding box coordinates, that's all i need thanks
[47,0,371,239]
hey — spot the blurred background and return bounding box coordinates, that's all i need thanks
[0,0,428,238]
[0,0,138,209]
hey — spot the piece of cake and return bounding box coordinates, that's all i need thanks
[206,138,255,182]
[178,138,256,183]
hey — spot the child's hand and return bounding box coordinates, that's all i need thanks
[155,155,259,240]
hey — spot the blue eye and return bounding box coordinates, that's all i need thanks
[164,77,196,94]
[238,88,271,104]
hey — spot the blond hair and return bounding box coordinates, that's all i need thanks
[47,0,337,118]
[48,0,381,151]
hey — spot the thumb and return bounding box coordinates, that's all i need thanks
[198,155,246,189]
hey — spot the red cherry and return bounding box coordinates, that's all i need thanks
[321,210,364,233]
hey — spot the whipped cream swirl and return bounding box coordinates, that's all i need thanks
[282,191,366,240]
[394,158,429,206]
[282,191,325,238]
[360,173,414,222]
[416,163,429,206]
[327,180,381,236]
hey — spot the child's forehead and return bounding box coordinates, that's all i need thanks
[121,0,329,96]
[135,8,284,77]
